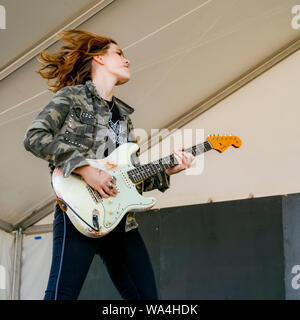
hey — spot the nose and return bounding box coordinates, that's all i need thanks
[125,58,130,67]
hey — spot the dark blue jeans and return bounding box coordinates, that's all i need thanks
[44,203,158,300]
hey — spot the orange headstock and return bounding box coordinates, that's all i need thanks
[206,135,242,153]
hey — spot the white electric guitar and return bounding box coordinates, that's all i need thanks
[52,135,242,238]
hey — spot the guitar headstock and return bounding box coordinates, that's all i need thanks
[206,135,242,153]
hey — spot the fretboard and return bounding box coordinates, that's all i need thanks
[127,140,213,183]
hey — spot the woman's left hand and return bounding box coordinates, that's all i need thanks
[165,148,195,176]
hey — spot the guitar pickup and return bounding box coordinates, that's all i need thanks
[86,185,102,203]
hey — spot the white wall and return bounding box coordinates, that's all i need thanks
[0,230,14,300]
[20,233,52,300]
[140,49,300,208]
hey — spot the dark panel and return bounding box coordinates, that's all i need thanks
[79,195,287,300]
[78,210,160,300]
[78,254,120,300]
[135,209,161,299]
[160,196,285,299]
[282,193,300,299]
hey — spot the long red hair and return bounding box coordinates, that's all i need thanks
[36,29,118,93]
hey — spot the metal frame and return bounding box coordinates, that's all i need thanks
[14,199,56,231]
[23,224,53,235]
[0,219,13,233]
[11,228,23,300]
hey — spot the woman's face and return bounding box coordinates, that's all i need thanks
[95,43,131,85]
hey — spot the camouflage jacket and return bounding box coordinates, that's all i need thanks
[23,80,170,232]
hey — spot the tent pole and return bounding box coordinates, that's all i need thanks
[11,228,23,300]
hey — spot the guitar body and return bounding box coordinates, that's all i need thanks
[52,143,156,238]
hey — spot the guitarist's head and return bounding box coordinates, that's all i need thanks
[36,29,129,92]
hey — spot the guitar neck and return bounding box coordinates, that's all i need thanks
[127,140,213,183]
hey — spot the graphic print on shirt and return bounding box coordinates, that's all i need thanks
[107,118,128,146]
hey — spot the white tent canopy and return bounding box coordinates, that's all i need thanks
[0,0,299,299]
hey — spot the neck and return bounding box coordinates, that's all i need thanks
[127,140,213,184]
[92,74,116,101]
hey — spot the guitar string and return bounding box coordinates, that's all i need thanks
[129,141,213,182]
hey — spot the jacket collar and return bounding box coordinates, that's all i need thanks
[85,80,134,116]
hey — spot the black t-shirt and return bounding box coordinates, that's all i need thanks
[103,98,124,157]
[105,99,121,123]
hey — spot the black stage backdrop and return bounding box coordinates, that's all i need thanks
[78,193,300,300]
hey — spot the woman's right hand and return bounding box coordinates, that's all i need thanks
[74,165,118,198]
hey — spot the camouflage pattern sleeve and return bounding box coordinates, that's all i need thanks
[23,87,89,177]
[142,170,170,193]
[126,116,170,194]
[136,144,170,193]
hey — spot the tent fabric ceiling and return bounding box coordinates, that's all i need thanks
[0,0,103,70]
[0,0,299,227]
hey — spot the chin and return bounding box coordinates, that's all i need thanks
[116,68,131,85]
[116,76,131,86]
